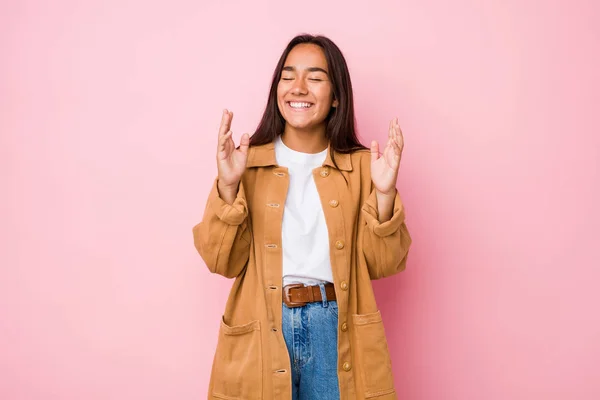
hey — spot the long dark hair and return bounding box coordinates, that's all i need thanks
[250,34,367,157]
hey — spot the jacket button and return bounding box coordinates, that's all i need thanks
[342,362,352,371]
[340,281,348,291]
[341,322,348,332]
[335,240,345,249]
[320,169,329,177]
[329,199,339,207]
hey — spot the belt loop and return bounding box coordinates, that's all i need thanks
[319,283,328,308]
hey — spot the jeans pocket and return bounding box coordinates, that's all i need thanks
[352,310,396,398]
[327,302,339,317]
[211,317,262,400]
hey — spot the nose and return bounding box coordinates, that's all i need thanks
[290,78,308,95]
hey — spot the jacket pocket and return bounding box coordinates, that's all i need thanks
[352,311,396,399]
[212,317,262,400]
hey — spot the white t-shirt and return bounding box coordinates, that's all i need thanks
[274,135,333,287]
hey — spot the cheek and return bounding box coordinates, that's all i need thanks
[276,84,285,102]
[316,87,334,108]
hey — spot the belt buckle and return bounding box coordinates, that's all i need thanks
[283,284,307,308]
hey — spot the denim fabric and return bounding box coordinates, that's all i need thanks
[281,284,340,400]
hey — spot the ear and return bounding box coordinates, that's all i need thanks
[332,98,339,108]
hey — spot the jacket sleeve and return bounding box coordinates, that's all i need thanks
[360,187,412,280]
[192,178,251,279]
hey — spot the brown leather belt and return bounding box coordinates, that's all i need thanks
[282,283,336,308]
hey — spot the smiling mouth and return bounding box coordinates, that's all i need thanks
[287,101,314,110]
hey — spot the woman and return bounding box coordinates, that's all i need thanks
[193,34,412,400]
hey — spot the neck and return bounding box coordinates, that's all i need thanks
[281,125,328,153]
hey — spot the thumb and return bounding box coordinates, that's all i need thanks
[239,133,250,155]
[370,140,379,163]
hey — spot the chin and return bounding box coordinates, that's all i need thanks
[284,115,325,131]
[287,120,312,130]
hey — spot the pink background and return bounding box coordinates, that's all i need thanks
[2,0,599,399]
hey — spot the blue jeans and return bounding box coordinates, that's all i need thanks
[281,284,340,400]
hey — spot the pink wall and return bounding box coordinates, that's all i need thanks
[1,1,599,399]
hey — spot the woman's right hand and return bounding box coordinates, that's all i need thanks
[216,109,249,203]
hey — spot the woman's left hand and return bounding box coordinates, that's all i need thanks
[370,117,404,195]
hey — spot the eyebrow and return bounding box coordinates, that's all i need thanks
[282,66,329,75]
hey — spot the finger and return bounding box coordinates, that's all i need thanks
[392,118,400,141]
[218,109,228,136]
[226,134,235,153]
[391,122,398,145]
[388,119,393,139]
[396,118,403,139]
[384,141,396,160]
[390,135,401,156]
[218,109,232,137]
[383,146,400,172]
[219,130,233,151]
[239,133,250,155]
[396,123,404,149]
[370,140,379,163]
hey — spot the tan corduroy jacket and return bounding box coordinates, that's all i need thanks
[193,140,412,400]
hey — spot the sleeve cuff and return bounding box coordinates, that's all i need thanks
[361,189,406,237]
[208,178,248,226]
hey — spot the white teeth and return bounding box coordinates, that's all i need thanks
[289,102,312,109]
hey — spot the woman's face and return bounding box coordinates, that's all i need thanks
[276,43,338,133]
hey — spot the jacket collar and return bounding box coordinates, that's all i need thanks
[246,140,353,171]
